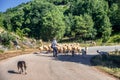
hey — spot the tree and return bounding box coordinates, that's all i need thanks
[64,14,74,37]
[109,2,120,33]
[72,14,96,39]
[1,0,119,42]
[16,28,30,39]
[11,15,24,31]
[101,15,112,42]
[40,3,66,41]
[0,13,4,27]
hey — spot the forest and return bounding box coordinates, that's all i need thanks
[0,0,120,44]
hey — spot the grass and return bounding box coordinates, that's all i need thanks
[0,49,4,53]
[107,34,120,43]
[91,51,120,79]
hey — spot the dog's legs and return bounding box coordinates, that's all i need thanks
[17,64,21,74]
[24,70,27,74]
[23,61,27,74]
[24,66,27,74]
[17,61,27,74]
[17,65,19,71]
[21,67,24,73]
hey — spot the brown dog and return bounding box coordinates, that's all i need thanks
[17,61,27,74]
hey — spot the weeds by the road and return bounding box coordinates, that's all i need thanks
[91,51,120,79]
[0,49,39,61]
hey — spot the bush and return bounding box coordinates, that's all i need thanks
[0,49,4,53]
[108,34,120,43]
[0,31,15,46]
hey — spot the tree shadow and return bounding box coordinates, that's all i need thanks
[33,51,51,55]
[56,54,95,66]
[33,52,39,54]
[35,52,53,57]
[91,54,120,68]
[34,52,97,66]
[110,55,120,67]
[8,70,19,74]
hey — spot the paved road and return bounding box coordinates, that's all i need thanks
[87,45,120,53]
[0,45,119,80]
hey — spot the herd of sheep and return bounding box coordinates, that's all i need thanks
[37,41,110,58]
[38,43,84,56]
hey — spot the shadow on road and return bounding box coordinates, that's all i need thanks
[56,54,95,66]
[8,70,19,74]
[34,52,97,66]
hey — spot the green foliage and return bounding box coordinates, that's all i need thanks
[40,3,66,41]
[64,14,74,37]
[47,0,69,5]
[107,34,120,43]
[0,32,15,46]
[11,15,24,31]
[0,49,4,53]
[67,0,112,41]
[0,0,119,42]
[101,15,112,42]
[109,3,120,32]
[72,14,96,39]
[16,28,30,39]
[0,13,4,27]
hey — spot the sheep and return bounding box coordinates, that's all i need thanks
[37,42,82,56]
[48,45,53,53]
[57,46,62,53]
[66,44,72,53]
[76,46,81,55]
[62,45,68,54]
[38,46,44,53]
[57,43,82,56]
[91,41,96,46]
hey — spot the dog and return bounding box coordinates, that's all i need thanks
[17,61,27,74]
[97,50,109,59]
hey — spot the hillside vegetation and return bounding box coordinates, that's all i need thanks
[0,0,120,44]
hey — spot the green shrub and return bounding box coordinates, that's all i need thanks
[108,34,120,43]
[0,31,15,46]
[0,49,4,53]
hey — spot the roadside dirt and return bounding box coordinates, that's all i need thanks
[0,48,39,61]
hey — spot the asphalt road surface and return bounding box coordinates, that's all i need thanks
[0,45,119,80]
